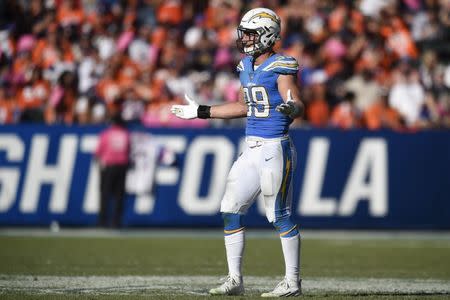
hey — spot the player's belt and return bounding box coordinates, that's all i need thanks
[246,135,289,148]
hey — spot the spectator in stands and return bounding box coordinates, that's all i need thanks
[96,65,122,117]
[330,91,361,129]
[18,73,47,122]
[46,70,77,124]
[305,70,330,128]
[389,64,427,129]
[363,91,403,130]
[77,47,105,97]
[345,68,382,113]
[95,113,130,228]
[0,0,448,130]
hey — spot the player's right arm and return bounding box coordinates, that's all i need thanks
[171,87,247,120]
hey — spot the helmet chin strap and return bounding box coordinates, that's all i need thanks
[251,47,274,59]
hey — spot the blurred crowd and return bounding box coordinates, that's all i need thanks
[0,0,449,130]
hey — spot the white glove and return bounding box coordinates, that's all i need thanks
[276,89,299,118]
[170,94,199,119]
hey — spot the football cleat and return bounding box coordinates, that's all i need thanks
[209,275,244,296]
[261,277,301,297]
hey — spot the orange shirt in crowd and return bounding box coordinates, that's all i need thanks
[204,5,216,29]
[350,10,364,34]
[33,30,74,69]
[306,99,330,127]
[387,31,418,59]
[364,101,402,130]
[57,3,84,26]
[325,60,344,78]
[117,58,140,89]
[328,5,347,33]
[157,0,183,25]
[330,102,359,129]
[151,26,167,49]
[217,26,235,47]
[386,18,418,59]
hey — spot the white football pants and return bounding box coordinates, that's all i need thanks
[220,135,297,223]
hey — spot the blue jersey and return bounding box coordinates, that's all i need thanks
[237,54,299,138]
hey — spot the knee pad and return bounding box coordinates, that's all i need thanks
[222,213,244,235]
[261,168,274,196]
[273,215,298,238]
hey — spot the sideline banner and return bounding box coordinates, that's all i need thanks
[0,125,449,229]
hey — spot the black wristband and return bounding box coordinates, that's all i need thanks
[197,105,211,119]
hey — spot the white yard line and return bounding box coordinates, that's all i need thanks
[1,228,450,241]
[1,275,449,295]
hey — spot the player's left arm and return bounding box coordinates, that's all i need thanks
[276,74,304,119]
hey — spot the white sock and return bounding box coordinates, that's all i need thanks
[280,233,300,282]
[224,230,245,279]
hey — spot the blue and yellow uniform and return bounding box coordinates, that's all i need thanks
[220,53,299,239]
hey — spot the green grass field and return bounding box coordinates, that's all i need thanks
[0,229,449,299]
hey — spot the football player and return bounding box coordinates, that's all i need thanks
[171,7,304,297]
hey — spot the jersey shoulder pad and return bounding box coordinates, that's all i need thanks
[263,55,299,74]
